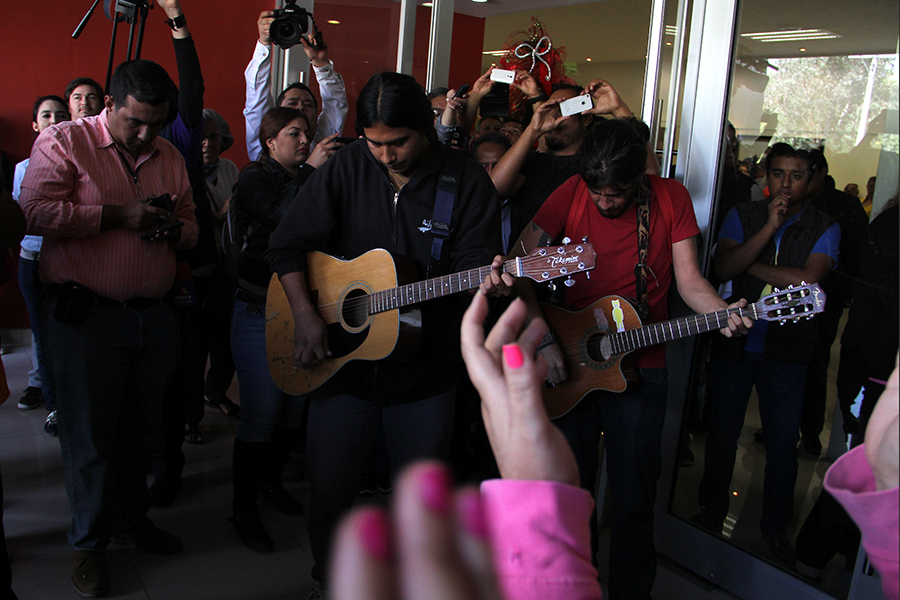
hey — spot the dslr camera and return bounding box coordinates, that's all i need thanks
[270,0,315,49]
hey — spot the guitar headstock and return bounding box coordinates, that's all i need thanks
[757,282,826,323]
[512,243,597,283]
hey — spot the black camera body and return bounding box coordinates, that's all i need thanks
[271,0,312,49]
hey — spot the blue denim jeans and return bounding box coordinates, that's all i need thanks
[699,351,808,534]
[17,257,54,409]
[231,298,306,443]
[307,388,456,581]
[554,367,668,600]
[43,297,178,549]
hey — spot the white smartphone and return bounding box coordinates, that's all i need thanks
[489,68,516,84]
[559,93,593,117]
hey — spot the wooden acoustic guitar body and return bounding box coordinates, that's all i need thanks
[540,296,644,420]
[266,249,421,396]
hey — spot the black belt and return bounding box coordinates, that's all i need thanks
[46,284,165,310]
[235,289,267,305]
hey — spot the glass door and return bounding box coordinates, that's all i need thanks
[657,0,898,599]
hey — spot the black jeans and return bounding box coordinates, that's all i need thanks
[555,367,668,600]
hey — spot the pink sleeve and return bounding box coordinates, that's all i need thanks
[20,128,103,238]
[824,445,899,600]
[480,479,602,600]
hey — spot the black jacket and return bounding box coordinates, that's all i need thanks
[810,178,870,307]
[233,158,314,296]
[268,138,501,403]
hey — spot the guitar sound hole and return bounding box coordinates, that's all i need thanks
[586,334,606,361]
[341,289,369,328]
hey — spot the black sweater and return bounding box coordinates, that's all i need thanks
[234,158,315,296]
[268,139,501,403]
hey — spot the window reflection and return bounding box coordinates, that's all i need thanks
[672,1,898,598]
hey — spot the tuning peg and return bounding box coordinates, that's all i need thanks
[557,246,566,254]
[576,245,584,253]
[549,282,557,291]
[582,236,589,243]
[541,271,550,279]
[561,237,571,244]
[538,248,547,256]
[564,276,575,287]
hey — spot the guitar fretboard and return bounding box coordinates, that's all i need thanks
[366,260,517,315]
[607,303,760,355]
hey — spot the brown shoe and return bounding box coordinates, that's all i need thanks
[72,549,110,597]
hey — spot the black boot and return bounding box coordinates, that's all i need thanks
[260,427,304,516]
[230,439,274,552]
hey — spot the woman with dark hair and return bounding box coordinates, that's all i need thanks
[13,95,70,432]
[229,106,317,552]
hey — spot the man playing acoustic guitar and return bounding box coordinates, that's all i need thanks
[267,72,500,599]
[482,117,752,600]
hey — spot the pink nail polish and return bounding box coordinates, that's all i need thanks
[420,466,452,515]
[503,344,524,369]
[458,490,489,540]
[358,509,392,561]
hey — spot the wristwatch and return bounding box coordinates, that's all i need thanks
[165,14,187,30]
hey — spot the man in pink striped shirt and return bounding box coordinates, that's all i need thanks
[20,59,198,598]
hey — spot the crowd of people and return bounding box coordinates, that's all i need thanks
[0,1,897,599]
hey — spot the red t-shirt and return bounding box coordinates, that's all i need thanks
[532,174,701,368]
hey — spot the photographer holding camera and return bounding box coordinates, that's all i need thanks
[244,3,348,166]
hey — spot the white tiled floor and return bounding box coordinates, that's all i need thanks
[1,335,740,599]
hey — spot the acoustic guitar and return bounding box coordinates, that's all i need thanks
[539,283,826,420]
[266,244,597,396]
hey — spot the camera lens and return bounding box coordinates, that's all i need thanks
[270,7,309,49]
[273,21,302,47]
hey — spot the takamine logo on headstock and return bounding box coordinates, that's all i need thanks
[517,241,596,288]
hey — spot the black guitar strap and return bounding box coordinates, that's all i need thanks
[425,148,464,278]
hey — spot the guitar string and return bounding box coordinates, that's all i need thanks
[296,254,588,320]
[542,296,810,358]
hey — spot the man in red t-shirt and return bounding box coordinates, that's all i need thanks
[483,117,751,600]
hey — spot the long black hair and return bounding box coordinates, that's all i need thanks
[355,72,434,133]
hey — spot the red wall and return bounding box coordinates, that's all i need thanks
[0,1,484,328]
[0,1,484,165]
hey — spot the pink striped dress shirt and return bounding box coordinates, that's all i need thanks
[19,110,198,302]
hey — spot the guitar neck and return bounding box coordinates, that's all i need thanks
[366,258,518,315]
[609,301,762,354]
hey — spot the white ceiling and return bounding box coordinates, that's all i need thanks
[411,0,898,62]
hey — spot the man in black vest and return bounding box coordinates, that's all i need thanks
[695,143,840,564]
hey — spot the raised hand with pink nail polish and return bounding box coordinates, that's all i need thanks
[460,293,579,487]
